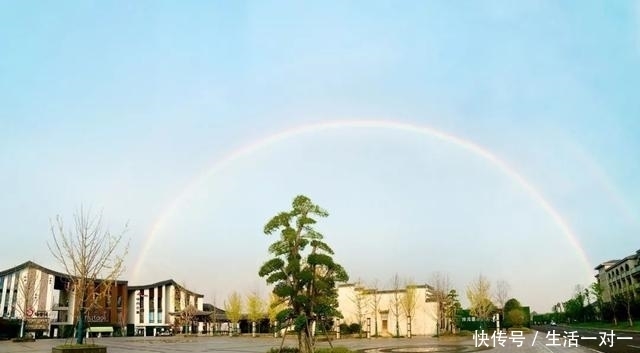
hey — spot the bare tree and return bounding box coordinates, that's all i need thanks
[180,304,197,335]
[247,292,264,337]
[400,281,418,338]
[350,280,369,338]
[48,207,128,345]
[494,280,510,321]
[15,266,38,338]
[224,291,243,336]
[368,279,382,337]
[428,272,451,336]
[466,274,494,328]
[388,273,402,337]
[209,294,218,335]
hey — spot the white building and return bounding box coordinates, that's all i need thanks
[127,279,204,336]
[0,262,58,334]
[1,261,129,338]
[595,249,640,303]
[337,283,438,337]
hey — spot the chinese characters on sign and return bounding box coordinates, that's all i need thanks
[473,330,633,348]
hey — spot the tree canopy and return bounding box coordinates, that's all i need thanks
[259,195,348,353]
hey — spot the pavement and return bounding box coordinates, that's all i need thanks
[0,333,606,353]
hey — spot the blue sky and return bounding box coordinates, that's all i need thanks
[1,1,639,312]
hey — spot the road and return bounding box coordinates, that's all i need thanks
[533,325,640,353]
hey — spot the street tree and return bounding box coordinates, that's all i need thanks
[180,304,197,334]
[258,195,348,353]
[503,298,522,327]
[388,273,402,337]
[368,280,382,336]
[224,291,243,335]
[209,295,218,335]
[617,288,634,326]
[428,272,451,336]
[494,280,510,315]
[590,282,604,321]
[247,292,265,336]
[350,280,369,338]
[466,274,494,328]
[15,265,38,338]
[400,281,418,337]
[267,293,287,336]
[48,207,128,345]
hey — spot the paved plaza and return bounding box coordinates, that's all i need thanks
[0,334,603,353]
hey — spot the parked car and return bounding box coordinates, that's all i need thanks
[158,330,173,336]
[550,321,556,326]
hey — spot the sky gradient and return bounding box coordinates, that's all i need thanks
[1,1,639,312]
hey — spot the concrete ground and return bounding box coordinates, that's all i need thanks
[0,333,602,353]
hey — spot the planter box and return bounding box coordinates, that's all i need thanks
[52,345,107,353]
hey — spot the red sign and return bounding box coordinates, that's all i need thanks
[26,308,34,317]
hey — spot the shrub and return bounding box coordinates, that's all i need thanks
[348,323,361,334]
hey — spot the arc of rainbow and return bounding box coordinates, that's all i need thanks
[133,119,593,283]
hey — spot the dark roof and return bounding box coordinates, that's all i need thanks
[128,279,203,297]
[0,261,128,285]
[340,282,430,294]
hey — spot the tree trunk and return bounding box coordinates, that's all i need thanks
[298,330,313,353]
[76,307,86,344]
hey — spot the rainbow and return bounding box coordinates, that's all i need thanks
[132,119,594,282]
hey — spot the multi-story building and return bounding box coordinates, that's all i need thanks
[0,261,128,338]
[594,249,640,302]
[337,283,438,336]
[127,279,204,336]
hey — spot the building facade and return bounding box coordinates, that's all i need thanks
[337,283,438,337]
[595,249,640,303]
[127,280,204,336]
[0,261,128,338]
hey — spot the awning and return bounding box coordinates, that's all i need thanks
[87,326,114,333]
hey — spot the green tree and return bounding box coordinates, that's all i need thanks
[444,289,461,333]
[506,309,525,327]
[503,298,521,315]
[259,195,348,353]
[590,282,604,321]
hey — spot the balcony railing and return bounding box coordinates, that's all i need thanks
[52,303,70,310]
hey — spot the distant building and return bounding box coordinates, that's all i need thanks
[337,283,438,336]
[0,261,128,338]
[594,249,640,302]
[127,280,204,336]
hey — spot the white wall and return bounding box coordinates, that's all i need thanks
[337,284,437,336]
